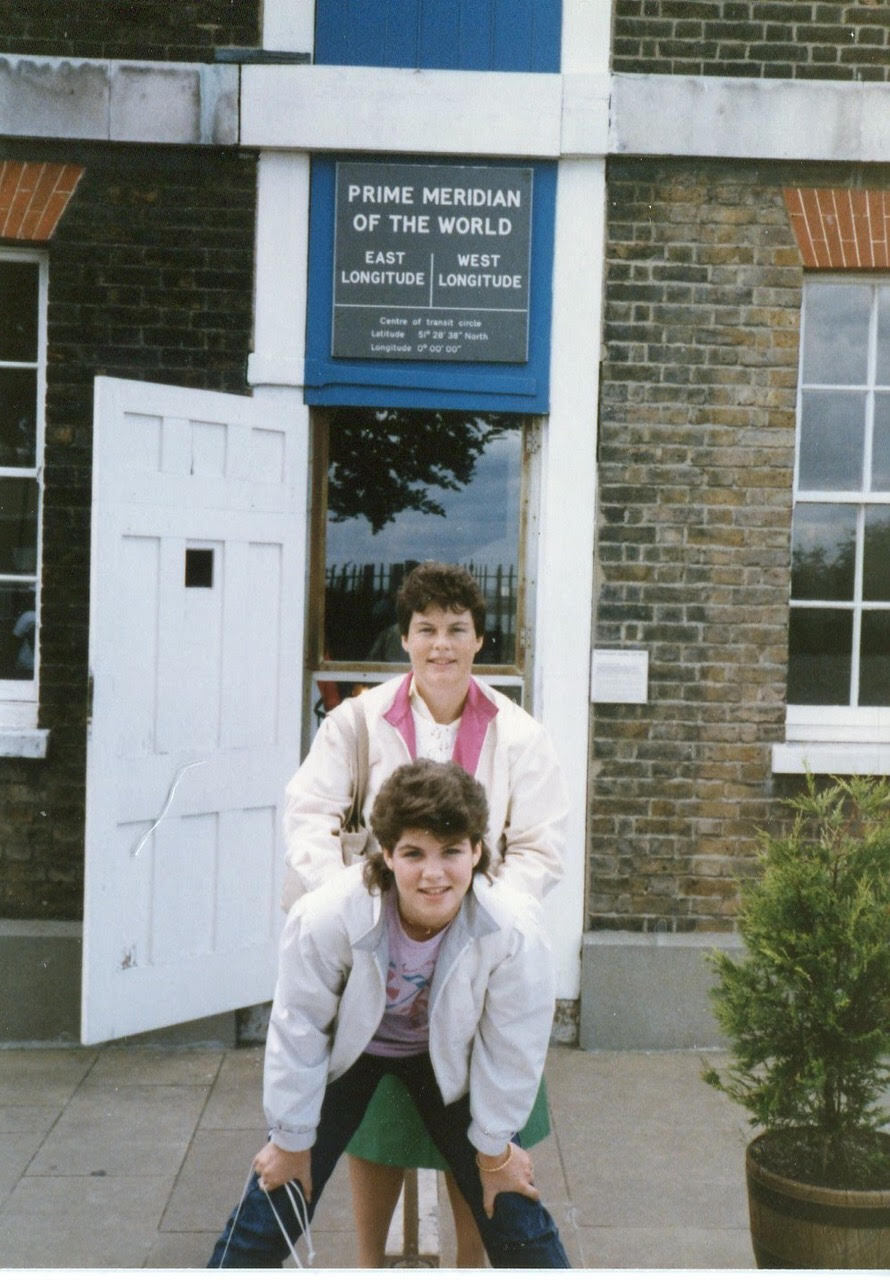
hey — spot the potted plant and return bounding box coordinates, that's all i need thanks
[704,773,890,1269]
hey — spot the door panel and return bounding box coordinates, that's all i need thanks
[82,377,302,1044]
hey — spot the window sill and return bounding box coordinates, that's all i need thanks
[0,728,49,758]
[772,741,890,775]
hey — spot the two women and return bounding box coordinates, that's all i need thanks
[282,561,568,1266]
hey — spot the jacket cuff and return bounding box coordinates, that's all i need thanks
[269,1124,317,1152]
[467,1119,513,1157]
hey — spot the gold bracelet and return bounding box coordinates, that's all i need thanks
[475,1144,512,1174]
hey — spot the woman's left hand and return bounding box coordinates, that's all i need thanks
[253,1141,313,1199]
[477,1142,539,1218]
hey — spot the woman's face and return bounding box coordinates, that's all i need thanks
[383,827,482,939]
[400,606,484,703]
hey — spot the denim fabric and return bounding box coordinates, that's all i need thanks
[208,1051,570,1269]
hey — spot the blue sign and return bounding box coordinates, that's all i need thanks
[333,161,533,363]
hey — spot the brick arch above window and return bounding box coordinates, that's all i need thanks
[0,161,84,242]
[784,187,890,270]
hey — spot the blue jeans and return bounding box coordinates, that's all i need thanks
[207,1051,570,1268]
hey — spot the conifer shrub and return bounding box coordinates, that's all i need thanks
[704,775,890,1189]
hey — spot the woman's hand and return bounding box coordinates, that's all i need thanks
[476,1142,539,1218]
[253,1140,313,1200]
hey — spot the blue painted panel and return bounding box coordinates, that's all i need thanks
[304,156,556,413]
[314,0,561,72]
[419,5,462,70]
[457,0,492,70]
[492,0,533,71]
[383,1,418,67]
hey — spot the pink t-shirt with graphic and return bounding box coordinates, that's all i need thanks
[367,894,451,1058]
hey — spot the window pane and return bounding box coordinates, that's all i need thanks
[798,390,865,490]
[877,286,890,386]
[0,261,39,362]
[323,409,521,664]
[0,584,35,679]
[863,508,890,601]
[791,503,856,601]
[802,282,870,385]
[787,606,852,704]
[860,611,890,705]
[0,477,38,574]
[0,367,36,467]
[872,392,890,490]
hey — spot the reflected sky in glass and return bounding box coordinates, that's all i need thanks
[326,429,520,570]
[798,390,865,490]
[802,282,870,385]
[877,286,890,386]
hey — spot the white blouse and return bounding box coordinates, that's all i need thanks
[410,685,459,763]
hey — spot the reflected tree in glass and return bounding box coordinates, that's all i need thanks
[323,408,521,667]
[327,407,513,532]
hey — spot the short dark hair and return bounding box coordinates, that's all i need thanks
[364,760,491,893]
[395,562,486,639]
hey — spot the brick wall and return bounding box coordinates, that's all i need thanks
[613,2,890,81]
[592,156,809,933]
[0,140,257,920]
[0,1,259,62]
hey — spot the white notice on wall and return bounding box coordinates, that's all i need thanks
[590,649,649,704]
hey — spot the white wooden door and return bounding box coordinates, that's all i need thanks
[82,377,302,1044]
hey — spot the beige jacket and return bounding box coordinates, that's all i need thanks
[265,864,556,1156]
[283,674,568,905]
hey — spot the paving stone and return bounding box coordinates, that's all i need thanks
[85,1045,223,1087]
[0,1049,96,1105]
[0,1131,44,1200]
[0,1174,170,1267]
[28,1083,209,1177]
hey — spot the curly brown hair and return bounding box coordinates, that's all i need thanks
[363,759,491,893]
[395,562,486,639]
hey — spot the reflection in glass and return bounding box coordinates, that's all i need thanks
[877,286,890,386]
[860,611,890,705]
[0,584,35,679]
[872,393,890,490]
[863,509,890,601]
[787,607,852,704]
[0,262,38,362]
[0,477,38,575]
[0,368,36,467]
[802,282,869,385]
[798,391,865,490]
[791,504,856,601]
[324,409,521,665]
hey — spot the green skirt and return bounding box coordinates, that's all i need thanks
[345,1072,550,1170]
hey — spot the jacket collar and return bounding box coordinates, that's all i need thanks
[382,673,498,775]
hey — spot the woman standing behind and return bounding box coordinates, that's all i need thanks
[283,561,568,1267]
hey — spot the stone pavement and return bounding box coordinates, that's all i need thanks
[0,1042,756,1270]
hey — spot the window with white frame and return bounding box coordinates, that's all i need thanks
[785,278,890,756]
[0,249,45,728]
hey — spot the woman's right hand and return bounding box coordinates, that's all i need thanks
[476,1142,539,1217]
[254,1140,313,1200]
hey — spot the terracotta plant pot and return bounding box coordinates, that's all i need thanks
[746,1136,890,1269]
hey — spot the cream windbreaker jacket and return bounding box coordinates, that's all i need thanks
[283,674,568,905]
[264,863,556,1158]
